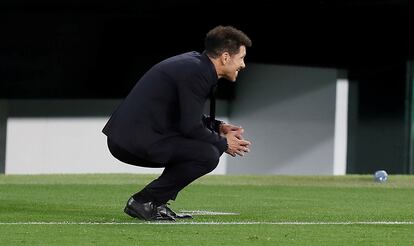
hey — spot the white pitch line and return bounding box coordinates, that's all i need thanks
[0,221,413,225]
[179,210,240,215]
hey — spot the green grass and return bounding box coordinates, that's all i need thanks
[0,174,414,245]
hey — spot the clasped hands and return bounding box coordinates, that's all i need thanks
[219,123,251,157]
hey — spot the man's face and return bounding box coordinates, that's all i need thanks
[222,46,246,82]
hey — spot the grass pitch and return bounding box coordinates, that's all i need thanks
[0,174,413,245]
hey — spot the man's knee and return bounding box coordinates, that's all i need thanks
[166,138,222,172]
[199,144,221,172]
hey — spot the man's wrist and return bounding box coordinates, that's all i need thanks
[219,121,225,132]
[214,120,224,133]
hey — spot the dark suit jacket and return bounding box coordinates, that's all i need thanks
[102,51,227,163]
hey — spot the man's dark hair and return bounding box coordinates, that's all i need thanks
[204,25,252,58]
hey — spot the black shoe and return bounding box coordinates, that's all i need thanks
[157,203,193,219]
[124,197,175,221]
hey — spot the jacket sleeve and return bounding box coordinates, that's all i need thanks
[202,115,224,133]
[178,75,227,153]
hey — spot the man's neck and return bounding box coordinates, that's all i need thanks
[207,55,224,79]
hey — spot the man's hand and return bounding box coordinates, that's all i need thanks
[225,131,251,157]
[219,123,244,140]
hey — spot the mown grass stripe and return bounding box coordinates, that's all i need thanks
[1,221,413,225]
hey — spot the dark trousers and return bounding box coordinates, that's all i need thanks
[107,137,222,205]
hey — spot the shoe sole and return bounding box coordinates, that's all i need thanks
[175,215,193,219]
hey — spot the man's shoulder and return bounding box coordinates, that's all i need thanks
[157,51,207,74]
[163,51,203,65]
[149,51,215,86]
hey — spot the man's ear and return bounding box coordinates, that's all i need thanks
[220,52,230,65]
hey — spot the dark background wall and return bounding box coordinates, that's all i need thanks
[2,1,411,98]
[1,0,413,173]
[347,63,409,174]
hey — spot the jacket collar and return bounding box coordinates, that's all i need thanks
[201,51,219,84]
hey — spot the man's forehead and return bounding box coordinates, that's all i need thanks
[238,46,246,56]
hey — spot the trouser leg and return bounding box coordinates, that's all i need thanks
[134,137,222,205]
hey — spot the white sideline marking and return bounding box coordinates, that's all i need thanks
[179,210,240,216]
[0,221,413,225]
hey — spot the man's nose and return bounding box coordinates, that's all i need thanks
[240,61,246,69]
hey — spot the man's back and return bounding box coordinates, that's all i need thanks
[102,51,219,160]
